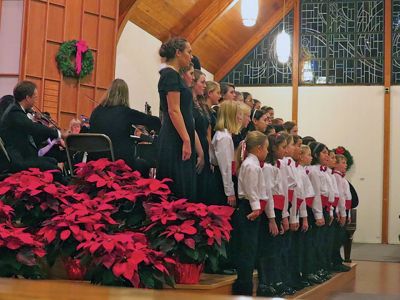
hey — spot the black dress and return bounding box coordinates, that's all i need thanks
[193,105,211,203]
[157,67,196,201]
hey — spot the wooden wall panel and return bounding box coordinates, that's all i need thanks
[49,0,65,6]
[47,4,64,42]
[60,80,78,113]
[84,0,99,14]
[101,0,117,19]
[25,76,43,109]
[83,13,99,47]
[20,0,118,129]
[79,86,95,118]
[97,17,116,88]
[43,80,60,120]
[45,42,61,80]
[25,1,46,78]
[64,1,82,41]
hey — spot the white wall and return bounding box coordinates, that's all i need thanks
[0,0,24,96]
[389,86,400,244]
[116,22,213,116]
[236,86,292,121]
[299,86,384,243]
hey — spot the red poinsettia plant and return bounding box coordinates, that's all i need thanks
[0,222,46,278]
[0,168,69,228]
[78,231,175,288]
[143,198,234,268]
[72,159,172,229]
[37,195,118,266]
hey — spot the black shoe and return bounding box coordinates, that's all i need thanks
[331,263,351,272]
[257,285,279,297]
[304,273,325,284]
[289,280,307,291]
[273,282,296,296]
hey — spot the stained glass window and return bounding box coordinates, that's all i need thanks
[221,12,294,86]
[301,0,384,85]
[393,0,400,84]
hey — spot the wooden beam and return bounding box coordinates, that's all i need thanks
[214,0,294,81]
[382,0,392,244]
[180,0,237,44]
[291,0,300,123]
[117,0,139,42]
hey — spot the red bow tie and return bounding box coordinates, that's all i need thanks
[259,161,265,168]
[320,166,327,172]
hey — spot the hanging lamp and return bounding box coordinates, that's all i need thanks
[276,0,291,63]
[241,0,258,27]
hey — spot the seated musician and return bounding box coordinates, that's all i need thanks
[89,79,161,175]
[0,81,67,172]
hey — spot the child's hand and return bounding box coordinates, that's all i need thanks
[282,217,289,232]
[247,209,261,221]
[227,195,236,207]
[315,218,325,226]
[339,216,346,226]
[269,218,279,236]
[290,223,299,232]
[301,217,309,232]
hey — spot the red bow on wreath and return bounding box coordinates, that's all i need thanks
[75,40,88,75]
[335,147,345,155]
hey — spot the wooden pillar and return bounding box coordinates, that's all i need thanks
[382,0,392,244]
[292,0,300,123]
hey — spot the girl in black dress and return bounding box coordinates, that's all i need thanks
[157,37,197,201]
[191,69,210,203]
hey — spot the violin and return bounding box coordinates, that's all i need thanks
[31,106,61,130]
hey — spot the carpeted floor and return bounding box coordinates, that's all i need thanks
[349,243,400,262]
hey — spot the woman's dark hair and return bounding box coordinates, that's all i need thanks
[253,99,261,108]
[242,92,251,100]
[309,141,328,165]
[159,37,188,61]
[247,109,268,131]
[261,106,273,113]
[293,135,302,145]
[265,124,275,135]
[191,55,201,70]
[302,136,316,145]
[273,124,285,133]
[13,81,37,102]
[266,132,288,164]
[0,95,15,119]
[220,82,235,97]
[283,121,296,133]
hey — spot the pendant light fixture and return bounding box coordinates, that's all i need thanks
[241,0,259,27]
[276,0,291,63]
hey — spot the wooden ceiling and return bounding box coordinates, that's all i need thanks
[119,0,293,80]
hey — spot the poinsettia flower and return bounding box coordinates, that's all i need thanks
[160,220,197,242]
[186,202,208,217]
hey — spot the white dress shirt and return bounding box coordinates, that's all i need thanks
[238,153,268,211]
[210,129,235,197]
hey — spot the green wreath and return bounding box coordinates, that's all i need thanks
[334,146,354,171]
[56,40,94,79]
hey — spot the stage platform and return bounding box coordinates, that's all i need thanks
[0,263,356,300]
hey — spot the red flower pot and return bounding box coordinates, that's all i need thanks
[174,261,204,284]
[63,257,86,280]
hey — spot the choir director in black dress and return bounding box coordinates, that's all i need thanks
[157,37,197,200]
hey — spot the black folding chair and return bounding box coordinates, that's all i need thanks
[65,133,115,175]
[0,137,11,178]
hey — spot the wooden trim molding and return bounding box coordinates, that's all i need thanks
[291,0,300,123]
[180,0,236,44]
[214,0,294,81]
[116,0,138,42]
[382,0,392,244]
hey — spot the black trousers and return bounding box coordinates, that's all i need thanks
[257,209,283,286]
[232,200,260,296]
[303,207,317,275]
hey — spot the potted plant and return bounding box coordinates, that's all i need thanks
[143,199,234,284]
[78,231,175,288]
